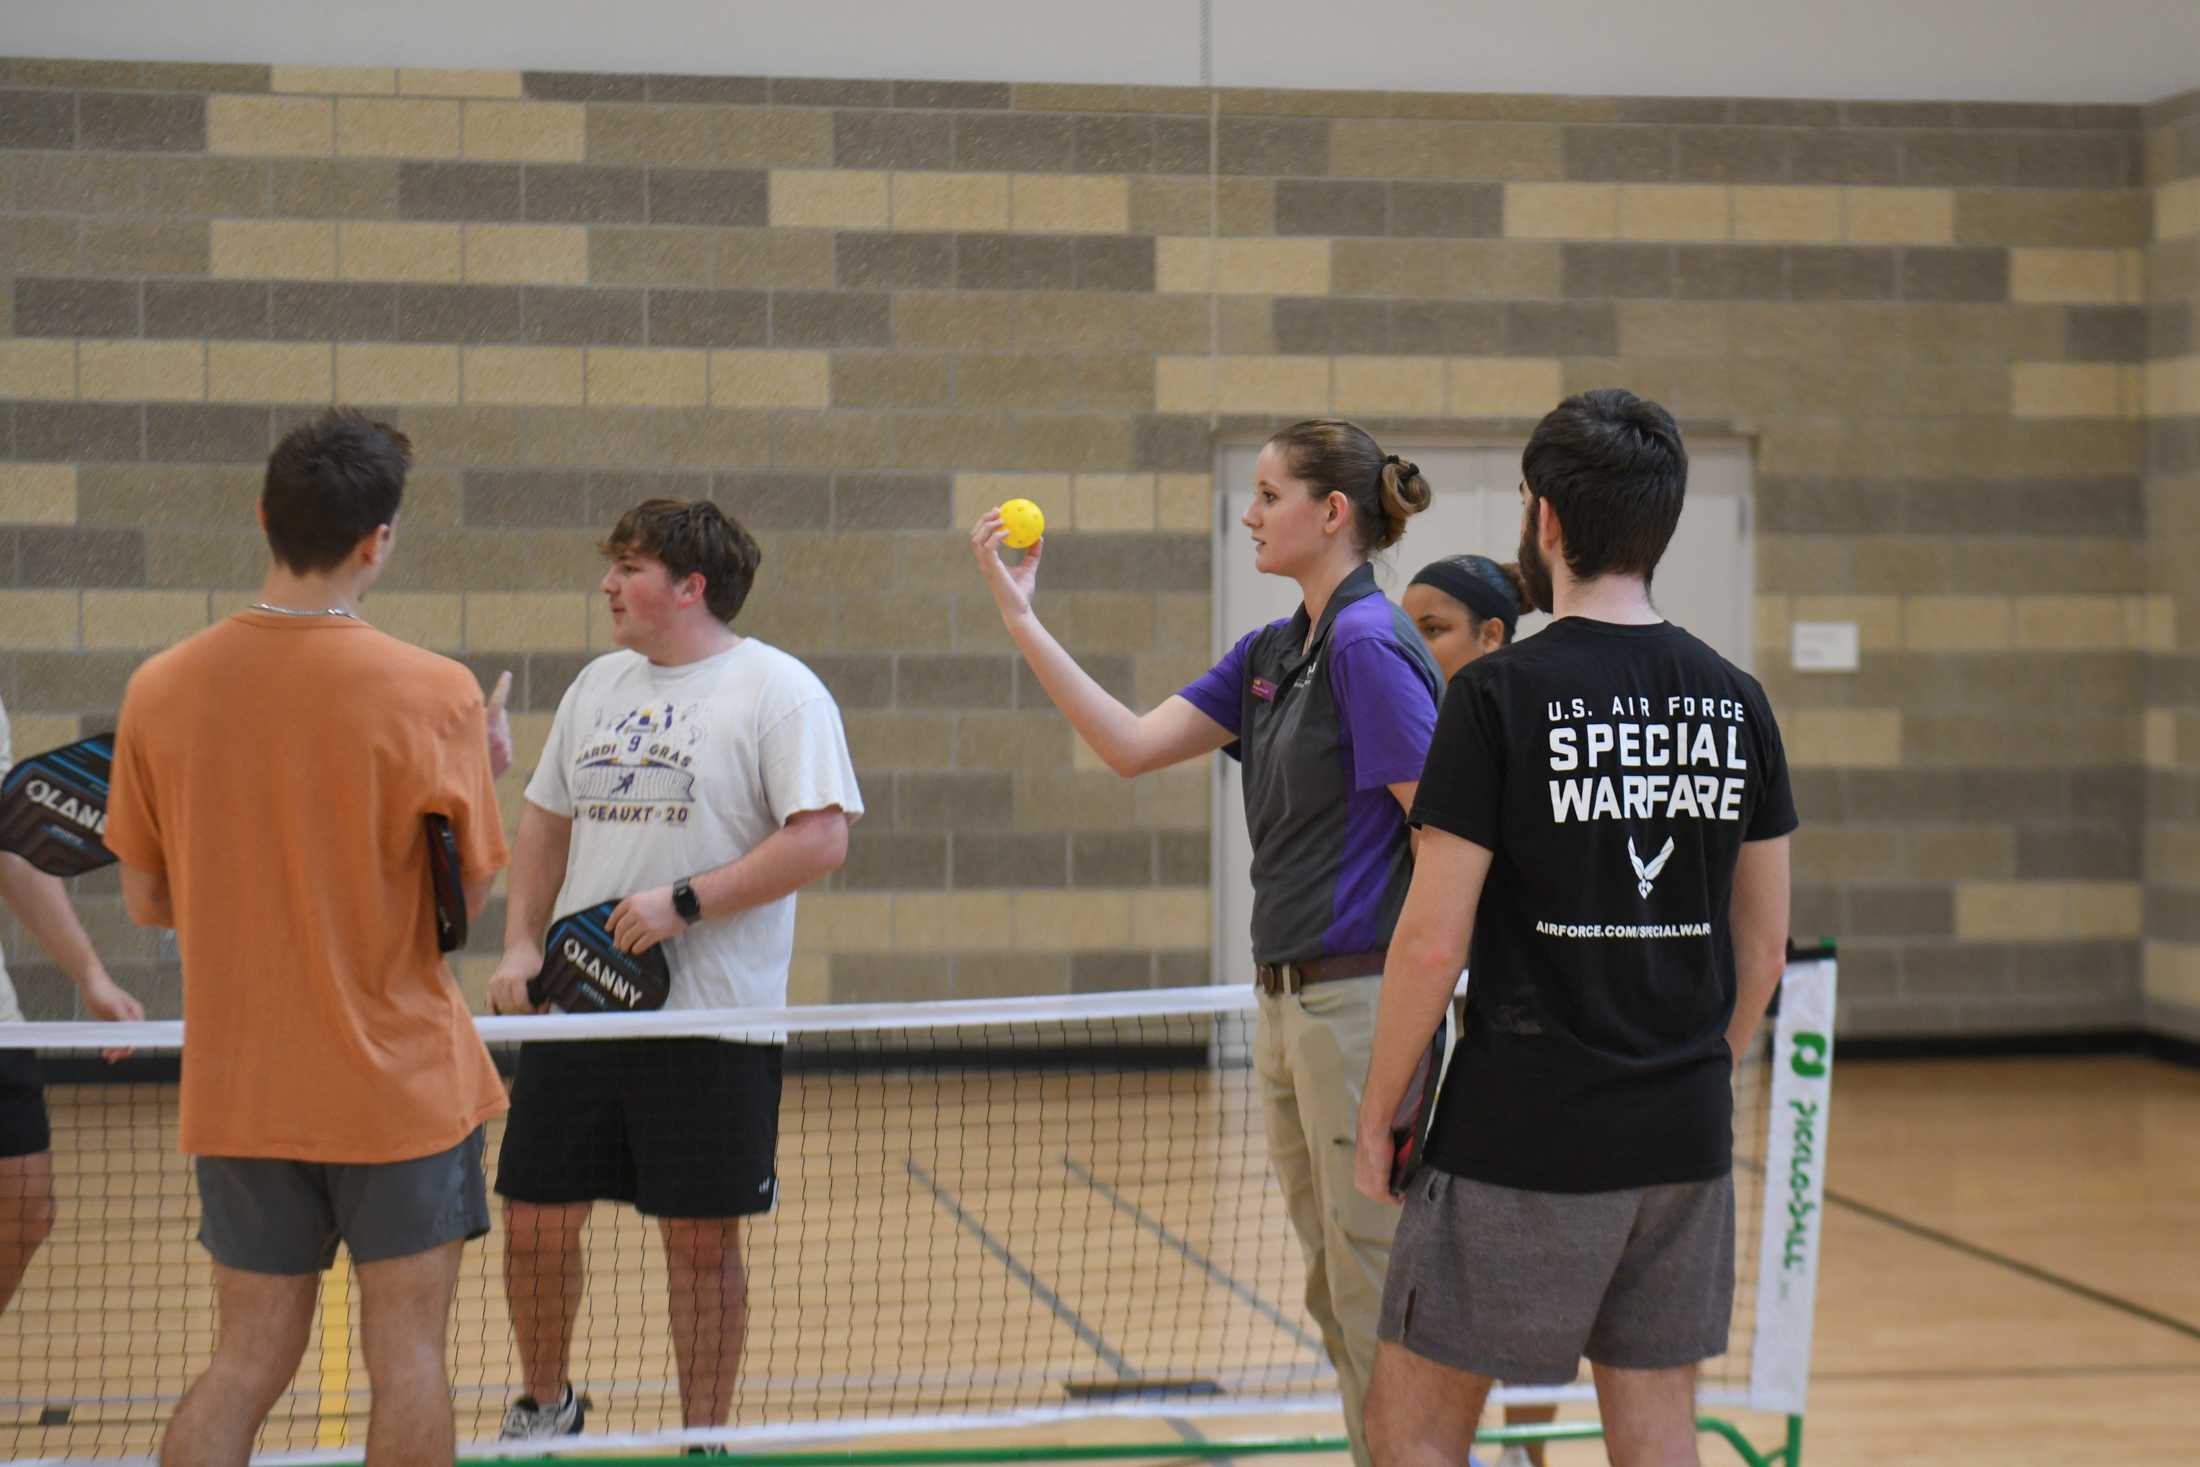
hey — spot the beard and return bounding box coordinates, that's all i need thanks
[1516,500,1555,614]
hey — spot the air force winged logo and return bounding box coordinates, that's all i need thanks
[1629,835,1675,899]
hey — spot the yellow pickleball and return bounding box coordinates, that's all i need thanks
[999,498,1046,550]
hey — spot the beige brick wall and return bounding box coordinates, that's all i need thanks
[0,56,2183,1038]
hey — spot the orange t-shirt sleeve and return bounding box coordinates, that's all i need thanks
[438,675,510,883]
[103,675,166,875]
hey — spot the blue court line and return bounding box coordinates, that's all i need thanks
[1063,1156,1328,1359]
[904,1157,1139,1381]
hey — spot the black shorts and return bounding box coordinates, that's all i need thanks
[495,1038,782,1219]
[0,1050,51,1160]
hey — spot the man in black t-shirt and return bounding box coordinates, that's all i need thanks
[1354,390,1795,1467]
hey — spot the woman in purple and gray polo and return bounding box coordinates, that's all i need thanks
[1180,559,1441,981]
[970,419,1439,1467]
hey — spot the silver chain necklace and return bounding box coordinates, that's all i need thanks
[248,602,362,621]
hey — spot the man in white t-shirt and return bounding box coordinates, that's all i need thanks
[0,698,144,1320]
[486,498,862,1442]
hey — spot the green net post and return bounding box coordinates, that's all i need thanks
[1464,1414,1803,1467]
[1693,1417,1770,1467]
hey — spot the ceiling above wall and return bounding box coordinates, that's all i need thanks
[9,0,2198,106]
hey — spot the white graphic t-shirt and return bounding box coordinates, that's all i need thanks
[0,700,19,1023]
[525,640,863,1013]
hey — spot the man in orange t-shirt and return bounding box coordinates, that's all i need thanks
[105,409,511,1467]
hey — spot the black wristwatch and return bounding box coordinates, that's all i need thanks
[671,877,702,924]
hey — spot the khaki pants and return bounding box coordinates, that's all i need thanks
[1254,976,1398,1467]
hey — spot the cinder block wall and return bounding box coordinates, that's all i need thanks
[0,58,2180,1040]
[2144,88,2200,1043]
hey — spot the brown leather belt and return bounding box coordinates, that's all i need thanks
[1253,948,1387,996]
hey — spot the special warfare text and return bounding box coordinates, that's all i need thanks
[1546,694,1750,825]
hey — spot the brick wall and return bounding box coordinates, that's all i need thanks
[0,57,2180,1039]
[2144,88,2200,1043]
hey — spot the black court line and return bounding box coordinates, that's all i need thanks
[1064,1156,1329,1359]
[904,1158,1138,1381]
[1821,1186,2200,1346]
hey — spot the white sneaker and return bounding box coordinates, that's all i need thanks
[1494,1447,1535,1467]
[499,1382,585,1441]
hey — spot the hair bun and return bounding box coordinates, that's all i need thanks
[1374,456,1431,549]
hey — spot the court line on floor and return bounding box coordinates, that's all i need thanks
[905,1158,1138,1380]
[1814,1363,2200,1383]
[1165,1412,1240,1467]
[1820,1186,2200,1345]
[315,1253,352,1449]
[0,1362,1336,1418]
[1063,1155,1327,1359]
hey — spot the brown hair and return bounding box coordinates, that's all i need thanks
[599,498,763,623]
[262,407,411,575]
[1266,419,1432,554]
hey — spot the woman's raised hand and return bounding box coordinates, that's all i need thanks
[970,508,1044,623]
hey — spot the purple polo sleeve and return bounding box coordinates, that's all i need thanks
[1328,632,1439,791]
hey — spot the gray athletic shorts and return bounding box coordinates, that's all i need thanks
[196,1126,490,1275]
[1378,1168,1734,1384]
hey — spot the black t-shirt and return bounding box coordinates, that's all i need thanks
[1410,617,1798,1194]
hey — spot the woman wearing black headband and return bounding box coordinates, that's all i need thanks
[1404,555,1532,682]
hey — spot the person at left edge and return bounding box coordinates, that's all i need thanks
[0,693,146,1324]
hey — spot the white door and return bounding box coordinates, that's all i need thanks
[1206,439,1754,991]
